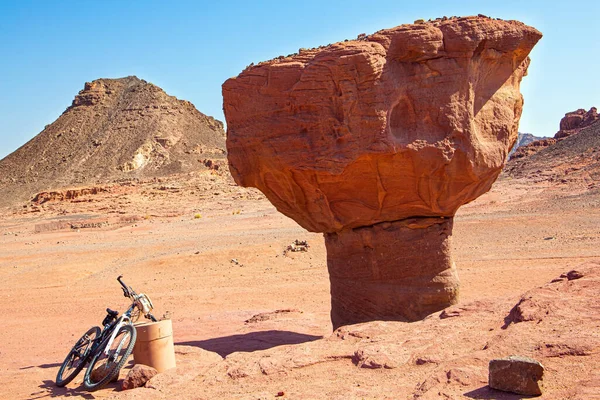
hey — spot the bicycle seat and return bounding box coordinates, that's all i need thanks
[106,308,119,317]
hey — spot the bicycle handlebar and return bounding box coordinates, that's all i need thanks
[117,275,127,289]
[117,275,155,321]
[117,275,137,298]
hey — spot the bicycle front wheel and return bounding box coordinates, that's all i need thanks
[55,326,101,387]
[83,324,136,391]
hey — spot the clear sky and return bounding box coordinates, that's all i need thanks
[0,0,598,159]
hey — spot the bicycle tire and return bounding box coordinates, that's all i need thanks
[55,326,102,387]
[83,324,136,391]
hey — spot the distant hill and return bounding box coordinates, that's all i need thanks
[505,117,600,187]
[508,132,548,157]
[0,76,226,206]
[510,107,598,161]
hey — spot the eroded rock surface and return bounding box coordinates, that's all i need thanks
[223,16,541,327]
[326,217,458,328]
[224,16,541,233]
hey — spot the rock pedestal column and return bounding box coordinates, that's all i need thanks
[325,218,458,329]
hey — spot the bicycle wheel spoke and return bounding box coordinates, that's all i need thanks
[84,324,136,391]
[55,327,101,387]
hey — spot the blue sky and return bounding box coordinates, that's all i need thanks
[0,0,597,159]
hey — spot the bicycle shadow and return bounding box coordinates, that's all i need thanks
[28,379,122,399]
[177,330,323,357]
[20,363,62,370]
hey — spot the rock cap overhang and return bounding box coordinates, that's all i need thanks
[223,16,542,233]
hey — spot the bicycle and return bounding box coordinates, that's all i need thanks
[55,275,157,391]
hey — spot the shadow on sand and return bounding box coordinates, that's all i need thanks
[464,385,536,399]
[20,363,62,370]
[177,330,323,357]
[29,379,122,400]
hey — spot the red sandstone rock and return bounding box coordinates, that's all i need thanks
[223,16,541,328]
[556,107,598,138]
[121,364,159,390]
[31,186,109,204]
[325,217,458,328]
[224,17,541,233]
[489,355,544,396]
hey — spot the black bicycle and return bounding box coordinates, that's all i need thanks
[55,275,157,391]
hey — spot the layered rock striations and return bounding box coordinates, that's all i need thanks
[0,76,226,206]
[223,16,541,328]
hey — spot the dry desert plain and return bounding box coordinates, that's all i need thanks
[1,170,599,399]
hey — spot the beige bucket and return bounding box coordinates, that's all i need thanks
[133,319,176,372]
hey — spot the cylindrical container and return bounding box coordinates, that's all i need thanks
[133,319,176,372]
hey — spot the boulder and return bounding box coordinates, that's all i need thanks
[121,364,159,390]
[223,16,541,328]
[489,355,544,396]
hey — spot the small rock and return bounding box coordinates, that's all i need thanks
[566,270,584,280]
[283,239,309,255]
[89,363,118,383]
[121,364,159,390]
[489,355,544,396]
[352,348,397,369]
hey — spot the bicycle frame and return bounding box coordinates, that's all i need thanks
[56,275,157,391]
[103,314,133,356]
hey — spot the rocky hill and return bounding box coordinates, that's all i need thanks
[505,111,600,187]
[0,76,226,207]
[510,107,598,160]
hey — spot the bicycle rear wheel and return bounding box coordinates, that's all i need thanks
[55,326,101,387]
[83,324,136,391]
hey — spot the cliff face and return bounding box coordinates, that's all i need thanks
[224,16,542,233]
[0,76,225,206]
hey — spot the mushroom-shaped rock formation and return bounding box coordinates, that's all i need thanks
[223,16,542,329]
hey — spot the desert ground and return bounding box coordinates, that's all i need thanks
[1,170,599,399]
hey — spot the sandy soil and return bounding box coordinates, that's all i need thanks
[1,172,599,399]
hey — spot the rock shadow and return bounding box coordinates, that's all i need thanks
[464,385,536,399]
[177,330,323,357]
